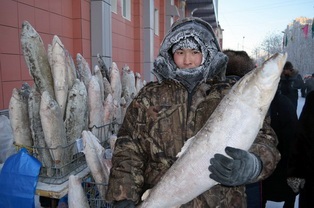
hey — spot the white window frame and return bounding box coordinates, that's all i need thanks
[121,0,131,21]
[154,8,159,36]
[111,0,117,13]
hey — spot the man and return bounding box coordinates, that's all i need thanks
[304,73,314,97]
[106,17,280,208]
[278,61,304,111]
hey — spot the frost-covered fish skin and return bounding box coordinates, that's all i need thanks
[103,75,113,101]
[135,72,144,95]
[64,79,88,157]
[121,65,136,107]
[39,91,67,166]
[88,76,104,139]
[103,93,114,142]
[68,174,90,208]
[93,65,105,102]
[65,49,77,89]
[110,62,122,104]
[76,53,92,89]
[138,53,287,208]
[97,53,111,83]
[28,87,54,177]
[20,21,54,97]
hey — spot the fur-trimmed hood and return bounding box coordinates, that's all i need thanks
[152,17,228,92]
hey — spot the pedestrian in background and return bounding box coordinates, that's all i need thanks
[287,91,314,208]
[278,61,304,111]
[303,73,314,97]
[261,90,299,208]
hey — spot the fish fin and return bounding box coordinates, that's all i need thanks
[176,136,195,158]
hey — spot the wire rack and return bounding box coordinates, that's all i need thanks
[14,140,87,185]
[14,120,120,186]
[82,176,113,208]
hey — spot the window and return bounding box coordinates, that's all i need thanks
[121,0,131,20]
[111,0,117,13]
[154,9,159,35]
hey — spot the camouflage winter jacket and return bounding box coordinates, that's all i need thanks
[106,78,280,208]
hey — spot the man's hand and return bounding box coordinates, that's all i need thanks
[113,199,135,208]
[208,146,262,186]
[287,177,305,193]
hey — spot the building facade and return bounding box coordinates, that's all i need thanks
[0,0,220,111]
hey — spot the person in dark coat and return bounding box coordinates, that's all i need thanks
[287,91,314,208]
[304,73,314,97]
[278,61,304,111]
[261,91,299,208]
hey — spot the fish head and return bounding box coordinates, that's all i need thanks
[260,52,287,85]
[21,21,40,39]
[255,52,287,105]
[234,53,287,110]
[11,88,20,100]
[52,35,64,48]
[76,53,83,63]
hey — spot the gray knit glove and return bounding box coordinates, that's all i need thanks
[209,146,262,186]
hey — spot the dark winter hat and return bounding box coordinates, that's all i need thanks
[284,61,293,70]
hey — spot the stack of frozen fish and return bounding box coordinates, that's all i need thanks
[8,21,145,180]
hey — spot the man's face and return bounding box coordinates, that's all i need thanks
[283,68,292,76]
[173,48,203,69]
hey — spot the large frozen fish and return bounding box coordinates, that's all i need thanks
[102,93,114,142]
[50,35,69,119]
[20,21,54,97]
[138,53,287,208]
[40,91,67,166]
[93,65,105,102]
[9,87,32,147]
[119,97,128,127]
[135,72,144,95]
[121,65,136,107]
[97,53,111,83]
[65,49,77,89]
[82,130,109,200]
[28,86,54,177]
[110,62,122,104]
[88,76,104,139]
[76,53,92,89]
[68,174,90,208]
[103,75,113,101]
[64,79,88,158]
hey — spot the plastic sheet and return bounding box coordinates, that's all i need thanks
[0,148,41,208]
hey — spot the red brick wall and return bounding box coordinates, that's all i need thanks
[0,0,91,109]
[0,0,174,110]
[111,0,143,74]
